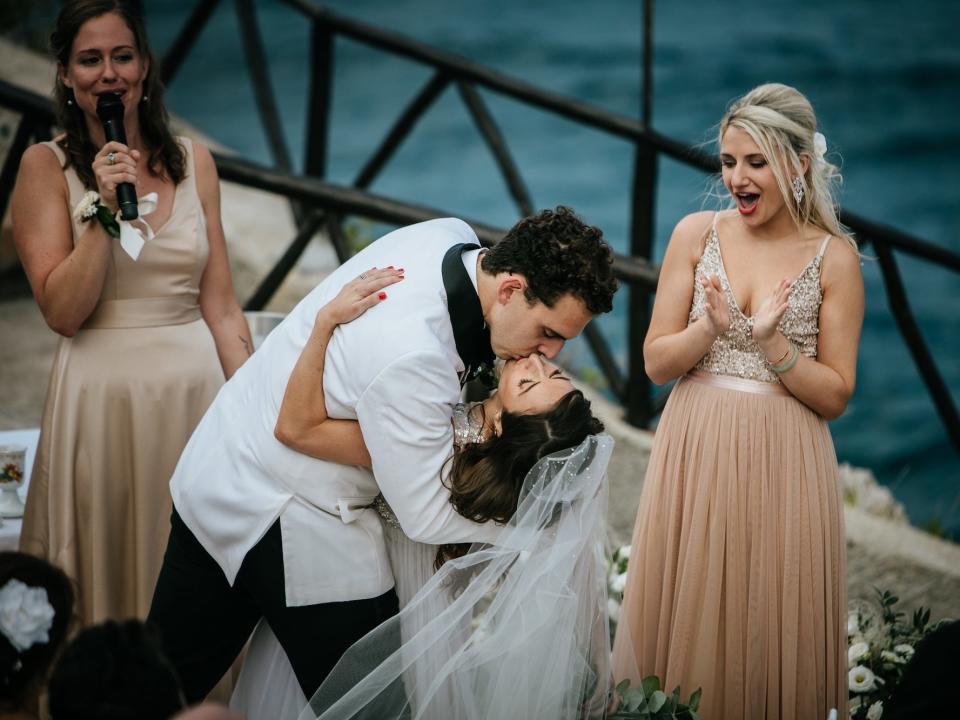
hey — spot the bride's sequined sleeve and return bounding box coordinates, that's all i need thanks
[374,402,484,528]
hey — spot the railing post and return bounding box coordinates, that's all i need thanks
[305,19,334,181]
[625,0,656,427]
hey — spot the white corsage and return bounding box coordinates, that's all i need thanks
[0,579,56,652]
[813,131,827,160]
[71,190,159,261]
[72,190,102,223]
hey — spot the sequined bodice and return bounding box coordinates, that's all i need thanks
[374,402,484,528]
[690,222,826,383]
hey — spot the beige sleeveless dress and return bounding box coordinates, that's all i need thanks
[612,213,847,719]
[20,138,224,625]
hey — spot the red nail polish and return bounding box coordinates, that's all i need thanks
[378,292,387,300]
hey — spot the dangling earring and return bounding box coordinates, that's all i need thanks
[791,176,804,205]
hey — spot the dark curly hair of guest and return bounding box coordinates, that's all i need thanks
[481,206,618,314]
[48,619,185,720]
[51,0,186,191]
[0,552,74,716]
[436,389,604,567]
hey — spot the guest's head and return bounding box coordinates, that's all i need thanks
[50,0,185,190]
[882,619,959,719]
[0,552,74,716]
[718,83,852,247]
[48,619,185,720]
[480,206,617,360]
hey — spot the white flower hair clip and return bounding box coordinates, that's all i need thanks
[0,579,56,653]
[813,131,827,160]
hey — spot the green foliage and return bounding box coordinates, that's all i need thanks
[603,676,703,720]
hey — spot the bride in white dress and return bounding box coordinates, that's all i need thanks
[230,268,616,720]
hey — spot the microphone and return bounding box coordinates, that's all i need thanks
[96,93,138,221]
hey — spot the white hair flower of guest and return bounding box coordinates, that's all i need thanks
[0,579,56,652]
[813,131,827,160]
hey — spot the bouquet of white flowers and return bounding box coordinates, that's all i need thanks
[846,589,935,719]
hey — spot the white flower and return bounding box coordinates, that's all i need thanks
[813,131,827,159]
[72,190,102,223]
[866,700,883,720]
[893,643,915,660]
[847,612,860,636]
[848,641,870,667]
[610,572,628,595]
[615,545,631,562]
[0,579,56,652]
[607,598,621,624]
[849,665,877,693]
[880,649,903,665]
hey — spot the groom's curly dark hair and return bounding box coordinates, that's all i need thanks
[481,206,618,314]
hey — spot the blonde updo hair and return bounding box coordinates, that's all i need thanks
[719,83,856,251]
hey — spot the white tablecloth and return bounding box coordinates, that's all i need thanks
[0,428,39,551]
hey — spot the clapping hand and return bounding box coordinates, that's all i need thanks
[752,277,793,342]
[319,266,405,326]
[700,273,730,337]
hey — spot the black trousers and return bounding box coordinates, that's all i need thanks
[147,511,399,703]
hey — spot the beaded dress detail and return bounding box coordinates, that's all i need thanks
[374,402,484,529]
[690,214,829,383]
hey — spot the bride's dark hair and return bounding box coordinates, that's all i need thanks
[436,389,603,567]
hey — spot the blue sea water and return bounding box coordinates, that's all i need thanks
[138,1,959,532]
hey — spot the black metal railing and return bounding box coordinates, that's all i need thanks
[0,0,957,454]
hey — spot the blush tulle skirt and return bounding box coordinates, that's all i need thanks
[612,371,847,720]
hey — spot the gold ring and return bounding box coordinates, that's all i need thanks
[107,152,117,165]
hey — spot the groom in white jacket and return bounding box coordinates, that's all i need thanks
[148,206,617,702]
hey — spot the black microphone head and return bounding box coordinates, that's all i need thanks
[95,92,125,122]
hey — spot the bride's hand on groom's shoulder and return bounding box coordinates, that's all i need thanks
[319,266,405,326]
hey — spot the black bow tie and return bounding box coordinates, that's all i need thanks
[441,243,495,380]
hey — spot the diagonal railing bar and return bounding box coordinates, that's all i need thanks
[325,214,351,264]
[160,0,222,87]
[873,242,960,449]
[0,113,40,224]
[352,72,450,190]
[456,82,534,217]
[235,0,293,174]
[244,210,326,311]
[583,324,626,402]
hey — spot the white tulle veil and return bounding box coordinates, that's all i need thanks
[297,433,616,720]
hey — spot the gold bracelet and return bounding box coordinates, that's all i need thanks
[768,344,791,366]
[770,344,800,374]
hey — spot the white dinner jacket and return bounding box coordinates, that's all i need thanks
[170,218,501,606]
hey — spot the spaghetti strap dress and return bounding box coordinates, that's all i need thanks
[611,212,847,719]
[19,137,224,625]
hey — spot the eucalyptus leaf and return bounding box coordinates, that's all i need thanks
[648,690,667,713]
[641,675,660,698]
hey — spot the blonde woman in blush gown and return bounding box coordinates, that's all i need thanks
[611,83,863,719]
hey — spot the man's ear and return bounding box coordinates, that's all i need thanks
[496,274,526,305]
